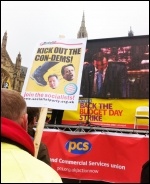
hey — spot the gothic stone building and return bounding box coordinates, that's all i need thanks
[1,32,27,92]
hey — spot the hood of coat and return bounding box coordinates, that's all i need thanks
[1,117,34,156]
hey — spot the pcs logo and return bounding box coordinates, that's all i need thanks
[65,138,92,154]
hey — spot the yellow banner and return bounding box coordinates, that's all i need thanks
[62,98,149,128]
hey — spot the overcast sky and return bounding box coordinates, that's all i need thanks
[1,1,149,68]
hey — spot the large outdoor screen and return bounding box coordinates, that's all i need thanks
[80,35,149,99]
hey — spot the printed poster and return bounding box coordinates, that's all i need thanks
[21,38,87,110]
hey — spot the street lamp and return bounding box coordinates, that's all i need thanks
[13,73,17,90]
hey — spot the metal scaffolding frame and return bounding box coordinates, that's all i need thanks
[44,124,149,135]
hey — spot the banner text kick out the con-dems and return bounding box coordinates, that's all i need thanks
[21,38,87,110]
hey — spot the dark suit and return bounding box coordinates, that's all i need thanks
[80,63,95,98]
[100,62,128,98]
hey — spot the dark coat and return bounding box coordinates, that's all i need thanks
[100,62,128,98]
[38,142,51,166]
[28,128,51,166]
[140,160,149,183]
[80,63,95,98]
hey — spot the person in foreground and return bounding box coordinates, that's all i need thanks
[1,88,62,183]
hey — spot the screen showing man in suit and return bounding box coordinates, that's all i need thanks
[80,36,149,99]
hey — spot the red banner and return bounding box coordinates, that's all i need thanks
[42,130,149,183]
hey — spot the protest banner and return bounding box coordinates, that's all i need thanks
[21,38,87,110]
[42,129,149,183]
[21,38,87,157]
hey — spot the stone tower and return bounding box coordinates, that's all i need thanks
[77,11,88,38]
[2,31,7,49]
[1,31,27,92]
[128,26,134,37]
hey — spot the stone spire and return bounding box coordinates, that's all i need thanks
[128,26,134,37]
[77,11,88,38]
[15,52,21,69]
[2,31,7,49]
